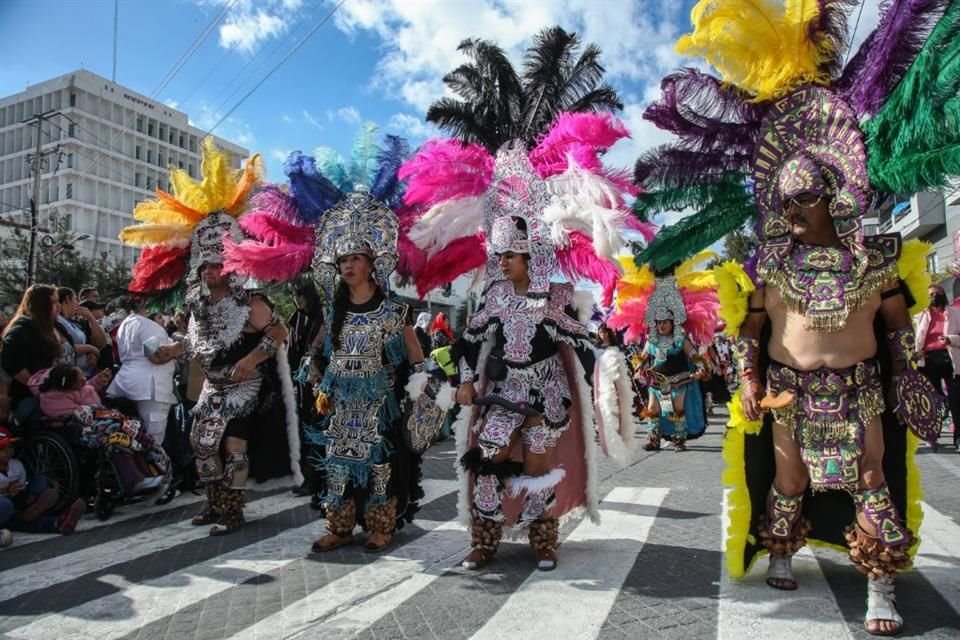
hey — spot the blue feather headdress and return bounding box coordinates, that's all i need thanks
[221,123,410,297]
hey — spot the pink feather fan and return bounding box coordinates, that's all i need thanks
[398,139,494,208]
[415,233,486,298]
[529,112,631,179]
[556,231,622,307]
[221,185,315,282]
[680,288,720,345]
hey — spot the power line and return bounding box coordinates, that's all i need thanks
[77,0,237,177]
[844,1,866,66]
[206,0,347,136]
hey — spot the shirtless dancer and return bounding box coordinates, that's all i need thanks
[737,150,920,635]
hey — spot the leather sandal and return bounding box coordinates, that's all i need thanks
[311,533,355,553]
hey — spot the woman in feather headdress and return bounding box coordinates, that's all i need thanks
[120,138,302,537]
[607,253,719,452]
[222,125,429,554]
[635,1,960,634]
[398,27,650,572]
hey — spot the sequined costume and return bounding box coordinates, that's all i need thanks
[631,1,960,633]
[120,139,302,536]
[220,125,427,548]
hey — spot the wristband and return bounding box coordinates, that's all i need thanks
[733,336,760,374]
[886,327,916,365]
[257,334,278,356]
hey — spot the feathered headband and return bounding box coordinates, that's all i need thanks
[119,137,263,300]
[397,112,655,305]
[221,124,409,300]
[633,0,960,271]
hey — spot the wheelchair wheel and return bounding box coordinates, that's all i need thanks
[18,430,81,513]
[94,492,114,521]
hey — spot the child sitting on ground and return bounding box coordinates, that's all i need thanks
[0,426,86,546]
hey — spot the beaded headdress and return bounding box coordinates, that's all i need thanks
[120,138,263,301]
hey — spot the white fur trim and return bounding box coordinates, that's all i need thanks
[435,382,457,411]
[506,467,566,497]
[455,339,492,527]
[275,344,304,487]
[405,371,429,401]
[595,347,637,467]
[572,353,601,524]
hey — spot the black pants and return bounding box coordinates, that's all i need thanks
[920,350,960,446]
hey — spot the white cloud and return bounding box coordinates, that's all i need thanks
[281,113,294,124]
[204,0,301,53]
[387,113,437,142]
[191,103,256,149]
[163,99,180,110]
[270,149,290,163]
[325,106,363,125]
[333,0,689,113]
[302,109,323,129]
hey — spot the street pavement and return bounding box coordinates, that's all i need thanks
[1,409,958,640]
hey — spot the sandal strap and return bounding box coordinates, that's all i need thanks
[866,578,903,626]
[767,555,795,581]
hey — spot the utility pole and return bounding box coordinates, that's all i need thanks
[24,110,61,287]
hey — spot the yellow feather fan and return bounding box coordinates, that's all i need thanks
[714,260,756,336]
[676,0,837,102]
[675,249,718,291]
[615,256,656,308]
[120,137,263,247]
[897,239,933,317]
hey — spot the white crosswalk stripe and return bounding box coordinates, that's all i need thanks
[2,470,959,639]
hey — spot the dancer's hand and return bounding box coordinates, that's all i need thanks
[456,382,476,406]
[741,377,763,421]
[231,357,255,382]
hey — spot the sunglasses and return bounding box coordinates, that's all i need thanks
[782,193,823,212]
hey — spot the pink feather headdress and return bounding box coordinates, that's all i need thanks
[398,112,656,300]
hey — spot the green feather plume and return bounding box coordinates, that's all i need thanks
[865,2,960,194]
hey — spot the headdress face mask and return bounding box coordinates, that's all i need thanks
[777,153,831,206]
[313,191,399,298]
[188,211,245,290]
[483,141,556,298]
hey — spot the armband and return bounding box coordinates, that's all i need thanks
[257,333,279,357]
[885,327,916,365]
[733,336,760,374]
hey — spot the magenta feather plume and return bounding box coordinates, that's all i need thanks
[399,139,494,208]
[556,231,621,306]
[238,211,313,246]
[680,288,720,345]
[248,186,301,224]
[397,205,427,283]
[838,0,949,117]
[415,233,486,298]
[622,211,656,243]
[606,298,650,345]
[221,236,314,283]
[529,112,630,178]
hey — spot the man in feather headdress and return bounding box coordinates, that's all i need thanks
[122,140,302,536]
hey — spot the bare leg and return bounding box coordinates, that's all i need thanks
[857,416,903,637]
[519,417,561,570]
[766,422,809,590]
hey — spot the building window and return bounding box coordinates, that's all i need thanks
[66,153,74,169]
[148,123,154,137]
[178,134,185,148]
[147,149,153,163]
[157,153,164,167]
[66,183,73,199]
[188,163,194,178]
[136,117,143,133]
[68,123,75,137]
[927,253,940,275]
[63,214,72,230]
[69,93,76,107]
[159,126,165,140]
[135,172,142,188]
[178,160,184,169]
[189,137,196,152]
[135,145,141,160]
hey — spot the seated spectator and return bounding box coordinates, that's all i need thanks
[107,297,177,445]
[0,426,86,543]
[34,365,165,497]
[78,287,100,304]
[2,284,74,423]
[57,287,107,378]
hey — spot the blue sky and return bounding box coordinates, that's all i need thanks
[0,0,879,226]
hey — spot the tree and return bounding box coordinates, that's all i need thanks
[426,26,623,151]
[723,227,757,264]
[0,225,130,309]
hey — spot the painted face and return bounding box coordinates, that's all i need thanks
[337,253,373,287]
[498,251,529,284]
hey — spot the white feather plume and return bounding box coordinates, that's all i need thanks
[408,195,485,256]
